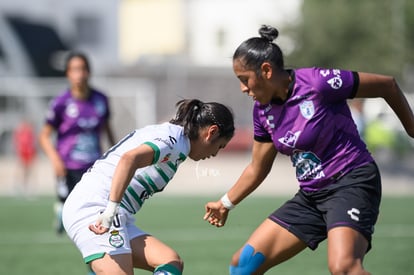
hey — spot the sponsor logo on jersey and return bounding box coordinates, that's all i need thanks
[266,115,275,129]
[278,131,301,148]
[327,69,343,89]
[291,151,325,180]
[154,137,175,149]
[320,69,330,77]
[161,153,171,163]
[94,99,107,117]
[299,100,315,119]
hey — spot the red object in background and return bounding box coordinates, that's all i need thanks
[223,127,253,152]
[14,121,37,166]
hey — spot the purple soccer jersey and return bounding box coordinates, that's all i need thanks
[253,67,374,191]
[46,89,110,170]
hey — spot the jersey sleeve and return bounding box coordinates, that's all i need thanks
[312,68,359,103]
[45,96,63,128]
[253,103,272,142]
[99,92,111,120]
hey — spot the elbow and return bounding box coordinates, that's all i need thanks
[388,77,400,95]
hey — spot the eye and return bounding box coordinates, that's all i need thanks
[238,76,248,85]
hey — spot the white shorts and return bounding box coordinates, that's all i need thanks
[62,172,148,263]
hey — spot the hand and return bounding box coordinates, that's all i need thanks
[89,201,119,235]
[203,200,230,227]
[53,159,66,177]
[88,212,112,235]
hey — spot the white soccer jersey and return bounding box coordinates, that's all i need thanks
[90,122,190,213]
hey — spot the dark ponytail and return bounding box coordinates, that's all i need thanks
[233,25,284,75]
[170,99,235,140]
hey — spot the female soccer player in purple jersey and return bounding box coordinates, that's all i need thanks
[39,52,116,235]
[204,25,414,275]
[62,99,235,275]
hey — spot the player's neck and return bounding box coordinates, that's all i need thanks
[71,85,90,100]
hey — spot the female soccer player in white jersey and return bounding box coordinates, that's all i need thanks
[62,99,235,275]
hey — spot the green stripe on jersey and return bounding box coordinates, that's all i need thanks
[167,161,177,172]
[154,165,170,182]
[144,141,160,164]
[121,194,135,213]
[135,175,153,194]
[120,201,134,214]
[143,173,160,192]
[126,186,143,207]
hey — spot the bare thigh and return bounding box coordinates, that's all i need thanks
[90,253,133,275]
[232,218,307,275]
[130,234,183,272]
[327,227,370,275]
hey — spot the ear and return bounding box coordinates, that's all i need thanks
[206,125,220,141]
[261,62,273,80]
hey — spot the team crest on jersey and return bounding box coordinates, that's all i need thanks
[66,102,79,118]
[278,131,301,148]
[109,230,124,248]
[299,100,314,119]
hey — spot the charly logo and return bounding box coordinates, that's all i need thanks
[347,208,360,221]
[109,230,124,248]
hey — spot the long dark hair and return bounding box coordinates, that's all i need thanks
[170,99,235,140]
[233,25,284,75]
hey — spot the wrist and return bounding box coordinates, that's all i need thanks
[100,200,120,228]
[220,193,235,210]
[105,200,120,216]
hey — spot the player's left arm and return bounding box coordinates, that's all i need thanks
[355,72,414,138]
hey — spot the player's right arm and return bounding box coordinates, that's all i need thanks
[89,143,155,234]
[38,123,66,177]
[204,140,277,227]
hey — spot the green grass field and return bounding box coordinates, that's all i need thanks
[1,195,413,275]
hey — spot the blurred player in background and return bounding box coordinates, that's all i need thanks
[13,117,37,197]
[39,52,116,235]
[62,99,235,275]
[204,25,414,274]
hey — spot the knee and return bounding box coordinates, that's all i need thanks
[153,251,183,275]
[229,244,265,275]
[154,260,183,275]
[328,258,368,275]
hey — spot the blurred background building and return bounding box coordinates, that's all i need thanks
[0,0,413,159]
[0,0,303,154]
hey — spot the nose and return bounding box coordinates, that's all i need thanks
[240,83,249,94]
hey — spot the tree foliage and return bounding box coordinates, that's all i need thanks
[285,0,414,81]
